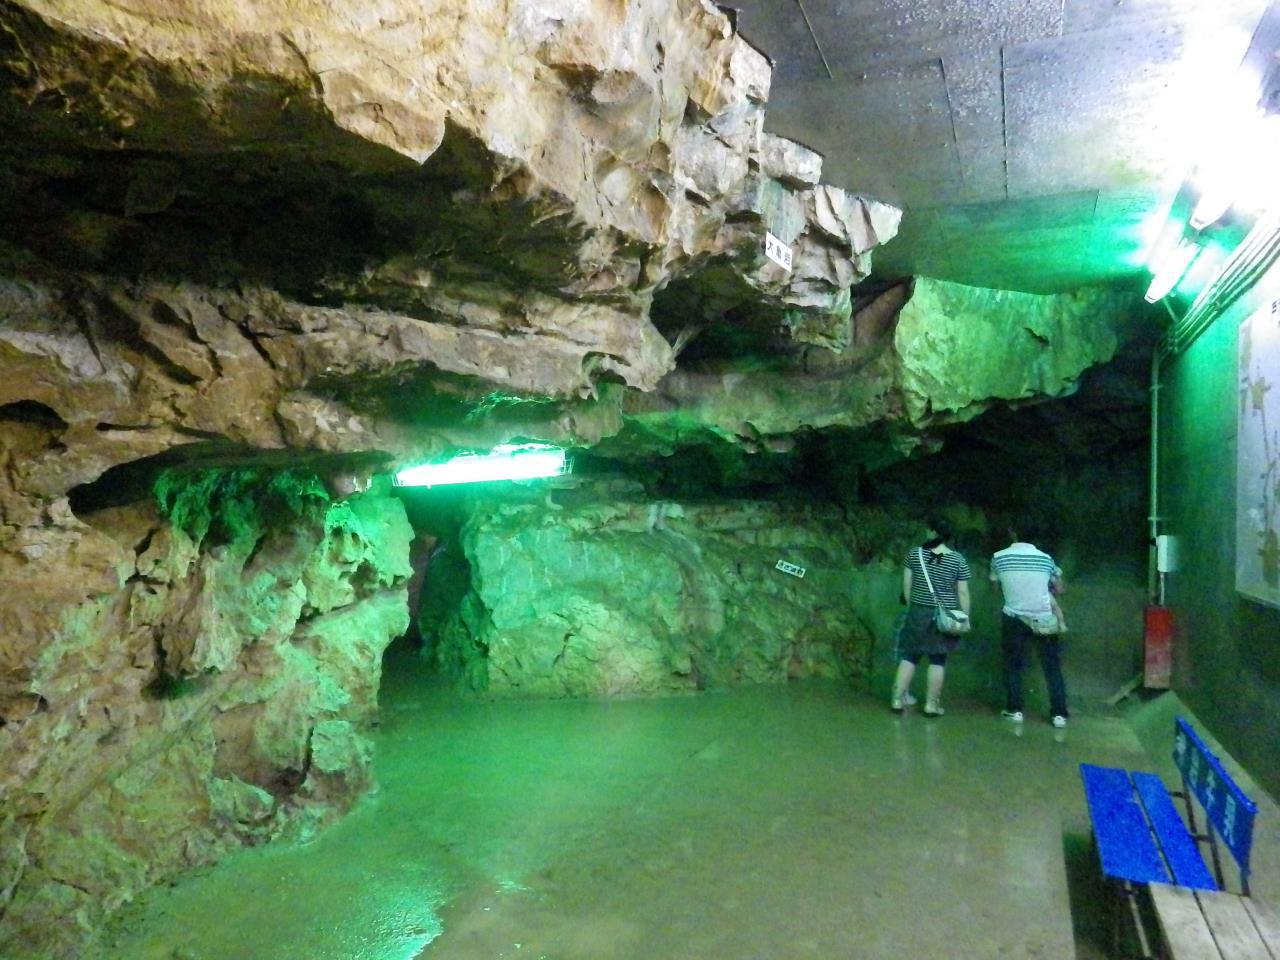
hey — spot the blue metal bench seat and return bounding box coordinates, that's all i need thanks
[1078,717,1269,960]
[1131,771,1218,890]
[1079,763,1217,890]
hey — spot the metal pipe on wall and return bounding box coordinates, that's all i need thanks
[1149,347,1161,604]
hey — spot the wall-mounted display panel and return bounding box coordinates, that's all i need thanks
[1237,297,1280,607]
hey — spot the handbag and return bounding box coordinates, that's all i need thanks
[917,548,971,635]
[1019,613,1060,636]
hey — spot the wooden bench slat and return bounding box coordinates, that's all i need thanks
[1133,771,1219,890]
[1198,891,1274,960]
[1240,898,1280,960]
[1080,763,1171,884]
[1150,884,1222,960]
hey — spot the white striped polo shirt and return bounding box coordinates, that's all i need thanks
[989,542,1060,617]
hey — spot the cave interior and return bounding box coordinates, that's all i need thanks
[2,0,1280,957]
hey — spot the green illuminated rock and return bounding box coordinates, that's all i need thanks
[439,494,894,697]
[607,278,1139,463]
[0,471,410,959]
[894,279,1134,427]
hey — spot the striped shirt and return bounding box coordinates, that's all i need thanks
[989,542,1061,617]
[904,547,970,608]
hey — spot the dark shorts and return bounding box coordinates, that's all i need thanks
[895,602,959,659]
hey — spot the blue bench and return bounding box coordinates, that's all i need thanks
[1079,717,1278,959]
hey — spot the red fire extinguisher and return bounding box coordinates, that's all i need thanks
[1144,606,1174,689]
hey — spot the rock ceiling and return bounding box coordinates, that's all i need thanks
[0,0,1148,509]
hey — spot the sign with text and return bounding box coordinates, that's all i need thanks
[764,232,793,271]
[775,559,806,578]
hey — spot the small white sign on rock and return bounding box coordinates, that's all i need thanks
[764,232,793,272]
[775,559,806,578]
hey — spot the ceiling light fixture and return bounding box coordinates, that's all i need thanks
[1189,113,1280,229]
[393,444,570,488]
[1145,239,1200,303]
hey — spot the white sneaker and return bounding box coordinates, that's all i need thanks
[1001,710,1024,723]
[923,701,944,717]
[1052,715,1068,729]
[903,693,918,707]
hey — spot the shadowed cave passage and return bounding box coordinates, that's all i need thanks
[388,349,1154,709]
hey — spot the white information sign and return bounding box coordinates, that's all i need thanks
[775,559,806,579]
[764,232,793,272]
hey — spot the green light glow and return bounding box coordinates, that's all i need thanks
[1145,238,1199,303]
[1135,213,1183,271]
[1154,28,1258,180]
[1174,240,1229,298]
[393,444,569,487]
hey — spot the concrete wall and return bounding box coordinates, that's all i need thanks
[1161,266,1280,800]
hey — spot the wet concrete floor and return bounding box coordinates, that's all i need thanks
[102,648,1269,960]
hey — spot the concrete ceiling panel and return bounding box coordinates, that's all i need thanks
[1004,25,1217,198]
[787,0,1063,68]
[727,0,1272,291]
[765,61,963,207]
[730,1,830,81]
[875,192,1100,290]
[1062,0,1267,37]
[940,46,1009,202]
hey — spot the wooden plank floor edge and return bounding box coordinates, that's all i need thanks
[1151,884,1221,959]
[1197,891,1273,960]
[1240,898,1280,960]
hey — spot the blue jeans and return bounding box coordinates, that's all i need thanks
[1001,613,1068,717]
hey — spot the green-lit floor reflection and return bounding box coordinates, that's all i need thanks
[105,642,1170,960]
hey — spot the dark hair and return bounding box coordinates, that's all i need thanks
[1013,523,1043,545]
[926,522,957,545]
[923,517,953,548]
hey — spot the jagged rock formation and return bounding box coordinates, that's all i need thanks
[0,472,410,958]
[893,280,1140,425]
[0,0,895,400]
[596,278,1140,464]
[436,486,891,697]
[0,0,910,548]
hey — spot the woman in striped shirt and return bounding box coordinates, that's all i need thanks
[891,519,972,716]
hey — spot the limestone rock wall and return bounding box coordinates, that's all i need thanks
[1,0,895,370]
[0,0,911,545]
[893,280,1138,426]
[437,491,893,697]
[0,0,915,951]
[0,272,672,495]
[603,278,1140,462]
[0,473,411,959]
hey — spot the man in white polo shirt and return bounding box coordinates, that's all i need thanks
[989,528,1069,727]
